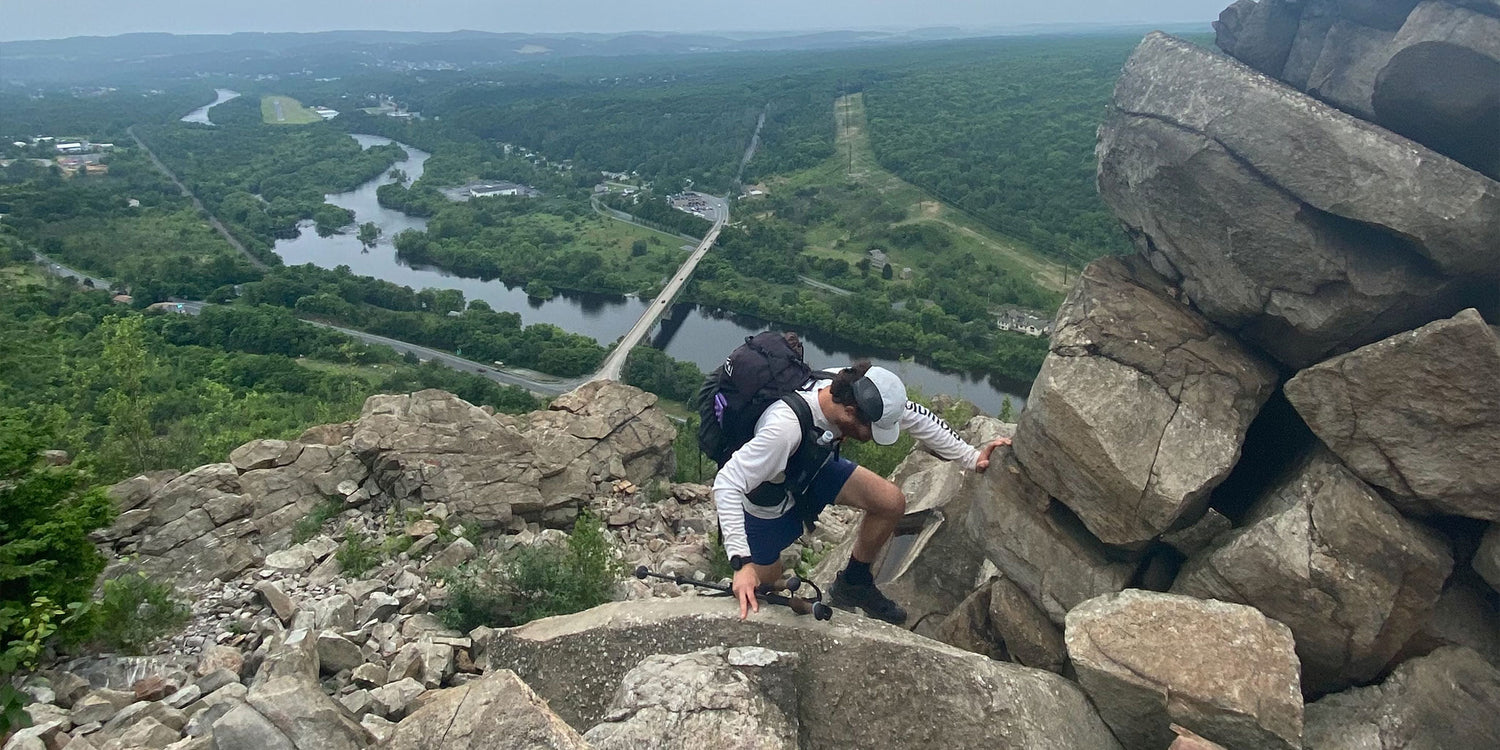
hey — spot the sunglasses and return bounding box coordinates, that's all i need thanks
[853,376,885,425]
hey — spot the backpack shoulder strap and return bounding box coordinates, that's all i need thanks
[781,392,817,437]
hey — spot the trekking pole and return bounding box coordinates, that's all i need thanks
[633,566,833,620]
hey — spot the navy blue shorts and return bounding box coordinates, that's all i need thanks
[743,456,858,566]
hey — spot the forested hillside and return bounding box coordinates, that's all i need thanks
[863,35,1140,262]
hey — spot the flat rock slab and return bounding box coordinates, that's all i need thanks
[584,647,799,750]
[487,597,1121,750]
[1285,308,1500,520]
[1065,589,1303,750]
[1172,449,1453,694]
[1015,256,1276,545]
[382,670,588,750]
[1303,646,1500,749]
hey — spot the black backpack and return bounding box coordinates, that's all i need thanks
[696,331,821,467]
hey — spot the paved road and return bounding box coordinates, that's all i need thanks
[592,212,726,383]
[32,253,114,291]
[173,301,574,396]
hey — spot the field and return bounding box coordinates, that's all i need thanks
[261,95,324,125]
[766,93,1071,298]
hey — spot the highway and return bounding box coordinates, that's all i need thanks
[590,197,727,383]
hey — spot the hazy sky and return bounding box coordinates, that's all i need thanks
[1,1,1227,42]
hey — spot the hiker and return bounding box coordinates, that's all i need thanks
[713,357,1010,624]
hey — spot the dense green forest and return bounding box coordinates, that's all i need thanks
[862,35,1140,262]
[0,256,541,483]
[0,149,263,301]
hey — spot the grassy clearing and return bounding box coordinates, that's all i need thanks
[766,93,1070,296]
[261,95,324,125]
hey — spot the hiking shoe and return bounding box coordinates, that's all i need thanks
[830,576,908,625]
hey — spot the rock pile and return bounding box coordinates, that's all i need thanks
[860,5,1500,748]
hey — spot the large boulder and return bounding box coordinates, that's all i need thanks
[1099,33,1498,368]
[1172,449,1453,694]
[1014,256,1276,546]
[1373,1,1500,180]
[486,597,1121,750]
[583,647,799,750]
[351,389,542,528]
[381,670,588,750]
[246,675,372,750]
[1284,308,1500,520]
[1306,19,1398,118]
[1303,646,1500,748]
[1215,0,1304,75]
[965,451,1136,624]
[1112,33,1500,279]
[1065,589,1304,750]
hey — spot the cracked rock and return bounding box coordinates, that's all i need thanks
[1098,32,1497,369]
[1172,448,1453,694]
[1014,256,1276,546]
[1065,589,1303,750]
[1285,308,1500,521]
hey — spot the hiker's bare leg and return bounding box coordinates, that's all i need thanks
[834,465,906,564]
[755,560,784,586]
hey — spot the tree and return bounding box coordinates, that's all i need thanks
[881,263,894,280]
[357,221,381,248]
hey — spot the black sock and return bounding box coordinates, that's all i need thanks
[841,558,873,585]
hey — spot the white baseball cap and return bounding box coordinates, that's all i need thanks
[853,366,908,445]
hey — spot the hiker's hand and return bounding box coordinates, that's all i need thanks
[974,437,1012,473]
[733,566,762,620]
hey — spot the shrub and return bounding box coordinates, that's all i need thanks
[88,573,191,655]
[291,499,343,543]
[438,511,621,631]
[336,529,382,577]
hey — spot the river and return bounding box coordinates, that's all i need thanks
[271,134,1027,415]
[181,89,241,126]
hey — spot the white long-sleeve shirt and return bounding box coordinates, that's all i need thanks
[713,377,981,559]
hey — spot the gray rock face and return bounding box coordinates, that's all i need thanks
[488,597,1121,750]
[1478,524,1500,592]
[1215,0,1304,75]
[228,439,303,472]
[1373,2,1500,180]
[1015,256,1276,545]
[99,384,674,583]
[1286,309,1500,520]
[1172,449,1453,694]
[1113,33,1500,279]
[934,577,1066,672]
[1306,19,1398,118]
[965,451,1136,623]
[1065,589,1304,750]
[1099,34,1498,368]
[351,390,540,527]
[1303,646,1500,749]
[381,670,588,750]
[210,703,296,750]
[584,647,799,750]
[246,675,372,750]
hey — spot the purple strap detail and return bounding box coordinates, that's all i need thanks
[714,393,728,423]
